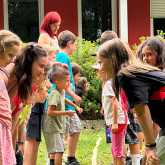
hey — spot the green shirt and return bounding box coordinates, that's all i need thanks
[42,87,66,133]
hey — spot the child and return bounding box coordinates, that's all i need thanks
[42,67,83,165]
[0,30,22,165]
[75,77,88,98]
[55,30,82,165]
[97,38,165,164]
[16,78,52,164]
[71,63,82,84]
[99,30,141,165]
[92,63,127,165]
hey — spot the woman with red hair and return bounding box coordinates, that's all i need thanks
[38,11,61,51]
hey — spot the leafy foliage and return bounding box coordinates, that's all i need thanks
[132,30,165,55]
[70,37,102,115]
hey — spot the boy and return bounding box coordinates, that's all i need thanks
[71,63,82,85]
[63,63,82,142]
[55,30,83,165]
[42,67,83,165]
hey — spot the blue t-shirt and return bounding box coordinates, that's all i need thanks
[51,52,75,111]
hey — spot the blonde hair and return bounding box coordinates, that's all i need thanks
[42,44,59,55]
[38,79,52,91]
[98,38,160,98]
[0,30,22,53]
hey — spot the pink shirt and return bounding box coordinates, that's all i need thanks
[0,73,12,129]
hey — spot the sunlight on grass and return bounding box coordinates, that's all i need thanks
[37,129,113,165]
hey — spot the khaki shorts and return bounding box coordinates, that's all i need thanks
[156,135,165,164]
[43,132,65,154]
[65,113,82,136]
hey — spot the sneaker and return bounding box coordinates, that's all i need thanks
[125,159,132,165]
[126,155,131,161]
[65,158,80,165]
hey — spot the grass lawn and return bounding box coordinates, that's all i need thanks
[37,128,113,165]
[37,128,144,165]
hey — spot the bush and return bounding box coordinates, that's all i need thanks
[132,30,165,55]
[69,37,103,118]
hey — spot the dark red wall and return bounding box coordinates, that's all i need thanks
[44,0,78,36]
[127,0,150,48]
[0,0,4,30]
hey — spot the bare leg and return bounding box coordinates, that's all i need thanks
[55,152,63,165]
[23,139,40,165]
[67,132,80,156]
[116,157,125,165]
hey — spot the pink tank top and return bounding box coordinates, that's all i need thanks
[0,73,12,129]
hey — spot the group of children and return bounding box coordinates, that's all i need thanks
[1,19,165,165]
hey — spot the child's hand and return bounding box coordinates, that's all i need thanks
[76,107,83,114]
[52,62,69,70]
[67,110,76,117]
[111,124,118,133]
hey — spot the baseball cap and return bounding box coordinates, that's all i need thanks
[91,63,100,70]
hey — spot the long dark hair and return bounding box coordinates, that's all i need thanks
[98,38,159,98]
[137,36,165,70]
[14,42,48,103]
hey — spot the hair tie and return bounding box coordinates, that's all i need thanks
[30,44,34,49]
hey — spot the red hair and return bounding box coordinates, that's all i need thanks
[40,12,61,38]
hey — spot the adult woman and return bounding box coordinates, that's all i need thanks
[97,38,165,165]
[38,11,61,51]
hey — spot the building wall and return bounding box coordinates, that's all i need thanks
[44,0,78,36]
[0,0,4,30]
[127,0,150,47]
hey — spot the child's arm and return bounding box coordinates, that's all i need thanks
[65,98,83,114]
[47,105,75,117]
[65,88,82,105]
[111,96,119,133]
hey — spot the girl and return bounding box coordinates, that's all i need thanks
[97,38,165,165]
[0,30,22,165]
[75,77,88,98]
[137,36,165,164]
[92,63,127,165]
[38,11,61,51]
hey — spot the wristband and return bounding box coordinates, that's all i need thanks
[145,143,156,148]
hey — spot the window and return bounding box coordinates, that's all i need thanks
[81,0,112,41]
[150,0,165,36]
[8,0,39,42]
[153,18,165,35]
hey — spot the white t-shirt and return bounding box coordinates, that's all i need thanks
[102,80,126,125]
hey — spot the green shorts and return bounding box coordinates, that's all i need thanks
[43,132,65,154]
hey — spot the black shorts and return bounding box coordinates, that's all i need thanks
[26,112,44,142]
[125,113,139,144]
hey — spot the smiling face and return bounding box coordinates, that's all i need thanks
[31,56,48,83]
[97,54,114,79]
[50,22,60,35]
[73,72,81,84]
[0,44,20,67]
[142,45,158,66]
